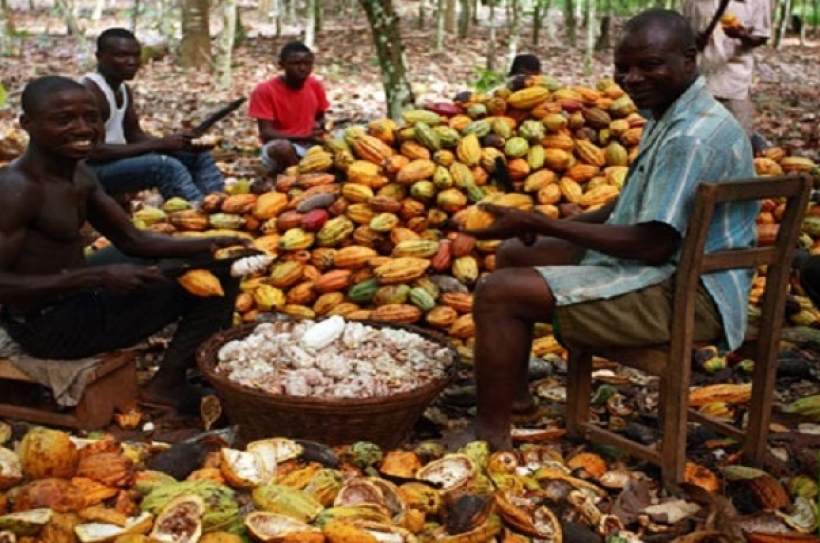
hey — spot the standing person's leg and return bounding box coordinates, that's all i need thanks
[89,154,205,201]
[171,150,226,195]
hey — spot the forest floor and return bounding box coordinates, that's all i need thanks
[1,4,819,173]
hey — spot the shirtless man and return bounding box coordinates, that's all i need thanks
[0,76,244,412]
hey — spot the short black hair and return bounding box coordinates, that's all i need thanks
[279,41,312,62]
[97,27,138,53]
[508,54,541,76]
[621,8,696,53]
[21,75,89,116]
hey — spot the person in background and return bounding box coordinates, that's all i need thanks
[248,41,330,174]
[82,27,225,203]
[0,76,245,414]
[507,53,542,90]
[458,9,758,451]
[681,0,771,151]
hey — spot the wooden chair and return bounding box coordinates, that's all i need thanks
[565,174,812,485]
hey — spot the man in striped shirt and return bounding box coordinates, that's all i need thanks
[463,9,757,451]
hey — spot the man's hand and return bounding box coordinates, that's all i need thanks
[310,121,329,143]
[207,236,253,253]
[158,131,194,151]
[463,203,541,241]
[696,31,710,51]
[96,264,168,293]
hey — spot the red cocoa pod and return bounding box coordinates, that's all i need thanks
[450,233,476,258]
[430,239,453,272]
[302,209,330,232]
[276,210,305,232]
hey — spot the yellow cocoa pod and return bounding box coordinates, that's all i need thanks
[620,127,643,147]
[507,86,550,109]
[436,188,468,214]
[456,134,482,167]
[441,292,474,313]
[371,303,423,324]
[221,193,258,214]
[392,239,440,259]
[268,260,305,289]
[169,210,209,231]
[326,302,362,317]
[281,304,316,320]
[279,228,316,251]
[374,257,431,284]
[313,292,346,315]
[253,284,285,311]
[574,140,606,167]
[452,256,480,285]
[604,141,629,167]
[781,156,817,173]
[345,203,375,225]
[559,177,584,203]
[396,159,436,185]
[542,148,573,171]
[495,193,534,210]
[252,192,289,220]
[433,149,456,167]
[580,185,619,207]
[351,134,395,164]
[347,160,383,186]
[333,246,379,269]
[426,305,458,328]
[341,183,375,203]
[449,313,476,339]
[369,213,400,233]
[524,170,557,193]
[541,134,575,151]
[566,164,600,182]
[316,216,355,247]
[399,141,431,161]
[178,270,224,297]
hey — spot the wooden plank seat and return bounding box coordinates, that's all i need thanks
[0,350,138,430]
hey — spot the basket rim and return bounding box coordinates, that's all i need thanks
[196,319,458,409]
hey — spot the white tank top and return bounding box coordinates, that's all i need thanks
[81,72,128,145]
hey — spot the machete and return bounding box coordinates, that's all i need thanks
[190,97,247,138]
[699,0,733,51]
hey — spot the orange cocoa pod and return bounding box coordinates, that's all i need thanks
[313,292,346,315]
[450,233,476,258]
[426,305,458,328]
[441,292,474,313]
[286,281,317,306]
[313,269,353,293]
[372,304,423,324]
[430,239,453,272]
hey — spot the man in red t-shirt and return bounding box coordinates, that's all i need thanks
[248,41,330,174]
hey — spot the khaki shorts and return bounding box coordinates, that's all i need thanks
[553,278,723,350]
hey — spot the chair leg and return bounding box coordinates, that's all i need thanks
[744,349,779,465]
[659,374,688,485]
[566,350,593,437]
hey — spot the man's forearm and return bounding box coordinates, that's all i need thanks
[89,140,163,162]
[566,200,617,224]
[115,231,212,260]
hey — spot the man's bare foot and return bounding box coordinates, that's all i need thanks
[442,385,538,415]
[442,421,513,452]
[140,381,208,415]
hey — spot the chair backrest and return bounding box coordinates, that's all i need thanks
[670,173,812,361]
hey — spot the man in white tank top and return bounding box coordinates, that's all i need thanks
[81,28,225,203]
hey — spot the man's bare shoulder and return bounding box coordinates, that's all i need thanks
[0,163,38,223]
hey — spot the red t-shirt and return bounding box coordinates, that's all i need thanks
[248,76,330,137]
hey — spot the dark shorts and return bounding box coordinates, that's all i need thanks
[553,278,723,350]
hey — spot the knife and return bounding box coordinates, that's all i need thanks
[190,97,247,138]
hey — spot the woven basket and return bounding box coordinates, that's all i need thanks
[196,320,457,448]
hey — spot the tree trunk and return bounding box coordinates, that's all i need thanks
[445,0,457,33]
[507,0,522,69]
[435,0,445,50]
[258,0,274,17]
[486,2,497,72]
[799,0,807,45]
[91,0,105,20]
[179,0,211,69]
[418,0,425,29]
[583,0,596,75]
[215,0,236,89]
[157,0,175,45]
[305,0,316,49]
[274,0,282,37]
[0,0,14,56]
[472,0,479,24]
[595,0,611,50]
[773,0,791,48]
[358,0,415,120]
[55,0,83,36]
[458,0,471,38]
[565,0,577,47]
[130,0,140,33]
[544,0,556,41]
[532,0,542,46]
[315,0,323,33]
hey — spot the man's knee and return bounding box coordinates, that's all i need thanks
[495,237,583,269]
[262,140,298,172]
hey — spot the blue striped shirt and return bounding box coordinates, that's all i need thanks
[539,77,758,350]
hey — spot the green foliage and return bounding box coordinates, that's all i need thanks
[470,65,505,94]
[0,82,6,108]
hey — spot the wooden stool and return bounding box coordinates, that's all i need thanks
[0,351,138,430]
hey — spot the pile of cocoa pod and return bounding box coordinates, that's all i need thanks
[121,75,820,358]
[0,424,816,543]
